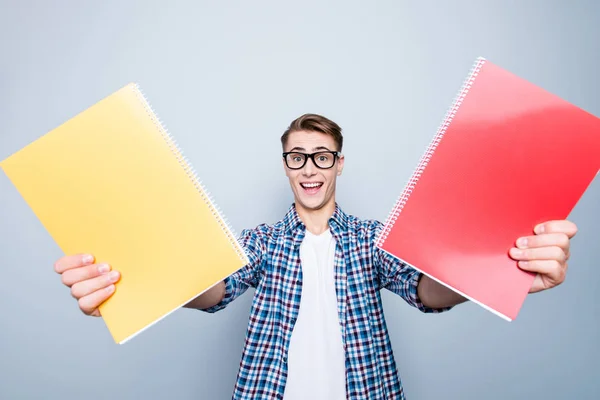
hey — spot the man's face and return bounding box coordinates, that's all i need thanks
[283,130,344,212]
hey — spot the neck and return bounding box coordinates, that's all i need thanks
[295,198,336,235]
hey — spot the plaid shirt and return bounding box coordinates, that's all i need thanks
[203,203,449,399]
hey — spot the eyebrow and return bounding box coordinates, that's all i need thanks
[288,146,333,152]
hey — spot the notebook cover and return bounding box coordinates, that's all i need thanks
[376,57,600,321]
[0,83,249,343]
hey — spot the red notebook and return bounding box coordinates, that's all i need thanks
[376,57,600,321]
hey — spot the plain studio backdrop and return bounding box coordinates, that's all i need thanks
[0,1,598,399]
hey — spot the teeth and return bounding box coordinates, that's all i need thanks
[302,182,322,188]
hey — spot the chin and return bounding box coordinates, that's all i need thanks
[298,201,324,211]
[295,195,330,211]
[291,182,336,211]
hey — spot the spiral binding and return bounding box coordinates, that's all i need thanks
[130,83,250,265]
[375,57,487,248]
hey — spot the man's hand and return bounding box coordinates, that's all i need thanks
[54,254,120,317]
[509,220,578,293]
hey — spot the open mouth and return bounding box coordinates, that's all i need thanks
[300,182,324,195]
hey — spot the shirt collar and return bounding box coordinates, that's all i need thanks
[328,202,348,233]
[283,203,305,233]
[284,202,349,239]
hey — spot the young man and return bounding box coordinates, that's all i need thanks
[54,114,577,399]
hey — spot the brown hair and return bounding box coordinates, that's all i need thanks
[281,113,343,152]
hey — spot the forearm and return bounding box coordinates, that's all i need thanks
[417,275,468,309]
[183,281,226,310]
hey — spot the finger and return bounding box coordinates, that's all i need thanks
[509,246,566,263]
[535,220,578,238]
[78,285,116,316]
[515,233,570,252]
[61,263,112,287]
[70,271,120,300]
[54,254,95,274]
[517,259,566,282]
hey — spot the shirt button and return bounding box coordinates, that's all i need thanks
[283,356,287,363]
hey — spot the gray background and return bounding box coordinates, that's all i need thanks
[1,1,598,399]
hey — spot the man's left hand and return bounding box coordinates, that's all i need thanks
[509,220,578,293]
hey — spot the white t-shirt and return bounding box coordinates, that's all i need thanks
[283,228,346,400]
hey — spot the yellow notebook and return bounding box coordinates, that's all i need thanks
[0,83,249,344]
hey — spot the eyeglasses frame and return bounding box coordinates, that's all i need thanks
[282,150,341,170]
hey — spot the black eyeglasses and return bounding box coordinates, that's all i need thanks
[282,151,340,170]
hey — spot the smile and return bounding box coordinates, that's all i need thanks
[300,182,323,189]
[300,182,323,194]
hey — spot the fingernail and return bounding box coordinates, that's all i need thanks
[535,225,545,234]
[517,238,528,247]
[511,248,523,257]
[98,264,110,274]
[106,284,115,293]
[82,254,94,264]
[519,261,529,267]
[108,271,120,282]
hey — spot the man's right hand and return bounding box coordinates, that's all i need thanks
[54,254,120,317]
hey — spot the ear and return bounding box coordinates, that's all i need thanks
[336,153,345,176]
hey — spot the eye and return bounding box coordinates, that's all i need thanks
[286,153,305,165]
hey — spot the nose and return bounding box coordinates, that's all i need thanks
[302,156,317,176]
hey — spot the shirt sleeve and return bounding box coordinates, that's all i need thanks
[199,227,265,313]
[371,221,453,314]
